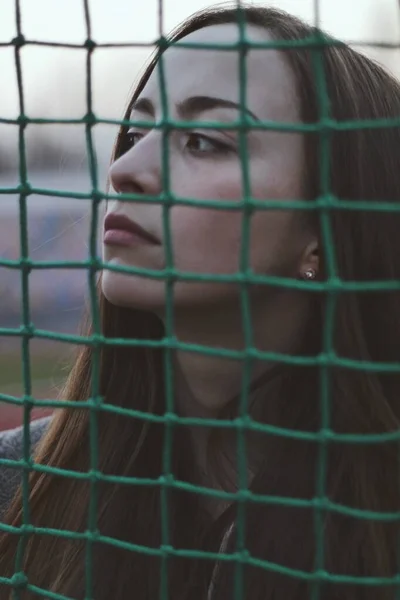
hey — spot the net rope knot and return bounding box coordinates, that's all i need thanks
[236,549,250,564]
[317,117,336,134]
[22,395,35,410]
[84,111,96,127]
[163,411,179,425]
[20,323,35,338]
[84,38,96,51]
[160,544,174,558]
[159,473,175,487]
[87,469,101,483]
[85,528,100,542]
[91,189,104,204]
[16,114,28,128]
[10,572,28,589]
[16,182,32,196]
[11,34,25,48]
[157,36,170,52]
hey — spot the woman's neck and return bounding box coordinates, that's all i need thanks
[160,290,309,510]
[173,351,281,486]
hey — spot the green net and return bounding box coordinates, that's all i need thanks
[1,0,400,599]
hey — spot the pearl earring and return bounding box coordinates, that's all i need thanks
[303,268,316,280]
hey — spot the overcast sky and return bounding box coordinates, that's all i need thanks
[1,0,399,163]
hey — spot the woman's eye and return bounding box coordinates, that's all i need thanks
[121,130,234,157]
[125,131,143,149]
[185,133,233,156]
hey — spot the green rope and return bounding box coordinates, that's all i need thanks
[1,1,400,599]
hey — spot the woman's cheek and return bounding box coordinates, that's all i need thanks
[168,162,252,273]
[171,159,243,201]
[170,206,243,274]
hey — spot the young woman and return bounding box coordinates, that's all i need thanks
[1,4,400,599]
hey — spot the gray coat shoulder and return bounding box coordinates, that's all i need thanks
[0,416,51,518]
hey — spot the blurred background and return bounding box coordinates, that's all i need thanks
[1,0,399,430]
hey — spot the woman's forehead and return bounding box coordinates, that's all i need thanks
[137,23,300,123]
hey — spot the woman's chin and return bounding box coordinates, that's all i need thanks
[100,270,165,312]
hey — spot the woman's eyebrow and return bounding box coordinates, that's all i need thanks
[130,95,260,122]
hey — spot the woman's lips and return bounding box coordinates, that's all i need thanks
[103,213,160,247]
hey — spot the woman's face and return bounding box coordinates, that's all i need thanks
[102,23,314,314]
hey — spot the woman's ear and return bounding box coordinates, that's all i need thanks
[299,239,319,279]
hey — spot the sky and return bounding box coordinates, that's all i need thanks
[1,0,399,165]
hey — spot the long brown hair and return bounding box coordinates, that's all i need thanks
[1,4,400,599]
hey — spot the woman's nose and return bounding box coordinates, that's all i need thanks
[108,133,162,196]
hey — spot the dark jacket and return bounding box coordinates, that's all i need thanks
[0,416,232,598]
[0,417,51,518]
